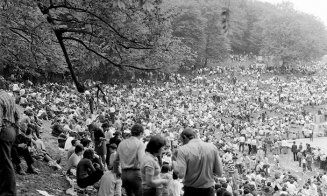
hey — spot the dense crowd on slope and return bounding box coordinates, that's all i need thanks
[4,61,327,196]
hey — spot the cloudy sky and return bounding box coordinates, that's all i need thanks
[258,0,327,26]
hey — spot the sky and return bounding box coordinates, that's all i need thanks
[258,0,327,26]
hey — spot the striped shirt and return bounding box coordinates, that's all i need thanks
[0,90,20,127]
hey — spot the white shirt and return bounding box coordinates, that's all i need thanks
[239,136,245,143]
[322,175,327,183]
[64,137,74,150]
[98,171,119,196]
[287,183,297,194]
[251,139,257,146]
[281,140,288,147]
[168,180,183,196]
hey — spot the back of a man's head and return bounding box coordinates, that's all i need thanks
[181,128,196,140]
[131,124,144,136]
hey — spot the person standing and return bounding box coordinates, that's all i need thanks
[93,127,107,166]
[140,135,169,196]
[113,124,145,196]
[98,144,122,196]
[297,150,303,167]
[306,153,313,172]
[239,135,245,153]
[173,128,223,196]
[291,141,298,161]
[0,87,20,196]
[299,142,303,152]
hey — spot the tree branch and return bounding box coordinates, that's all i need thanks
[63,36,160,71]
[44,3,152,48]
[9,28,31,43]
[62,36,123,69]
[56,27,99,38]
[118,42,153,50]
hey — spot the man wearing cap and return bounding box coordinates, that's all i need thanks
[0,84,20,195]
[113,124,145,196]
[172,128,223,196]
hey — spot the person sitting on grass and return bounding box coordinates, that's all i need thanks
[11,129,38,175]
[67,144,84,175]
[76,149,104,188]
[67,139,80,160]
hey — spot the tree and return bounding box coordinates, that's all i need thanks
[256,3,327,65]
[0,0,67,79]
[1,0,194,91]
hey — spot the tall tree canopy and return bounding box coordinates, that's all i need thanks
[1,0,327,83]
[1,0,194,87]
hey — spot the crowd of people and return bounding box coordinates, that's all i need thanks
[2,61,327,196]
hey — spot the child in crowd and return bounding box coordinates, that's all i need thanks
[168,172,183,196]
[160,164,172,196]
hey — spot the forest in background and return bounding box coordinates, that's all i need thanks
[1,0,327,83]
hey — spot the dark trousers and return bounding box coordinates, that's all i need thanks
[77,169,103,188]
[0,125,17,196]
[248,144,252,155]
[239,142,245,152]
[184,186,215,196]
[121,169,142,196]
[109,113,115,124]
[252,145,257,154]
[293,152,298,161]
[11,145,34,168]
[143,188,157,196]
[307,161,313,171]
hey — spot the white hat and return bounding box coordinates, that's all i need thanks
[19,89,25,96]
[13,84,20,92]
[109,107,115,113]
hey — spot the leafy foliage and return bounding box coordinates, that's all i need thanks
[1,0,327,81]
[0,0,194,81]
[0,0,67,77]
[170,0,327,67]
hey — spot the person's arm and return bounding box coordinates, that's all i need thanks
[113,147,121,176]
[0,104,3,130]
[14,105,20,125]
[137,142,145,164]
[172,149,187,179]
[87,159,96,173]
[72,156,81,168]
[213,147,223,177]
[144,164,168,188]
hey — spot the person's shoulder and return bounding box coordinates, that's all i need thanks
[69,153,79,161]
[77,158,86,166]
[141,154,155,166]
[118,138,128,146]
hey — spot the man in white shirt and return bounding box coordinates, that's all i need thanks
[67,145,83,175]
[239,135,245,152]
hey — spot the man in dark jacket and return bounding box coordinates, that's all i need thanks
[291,141,298,161]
